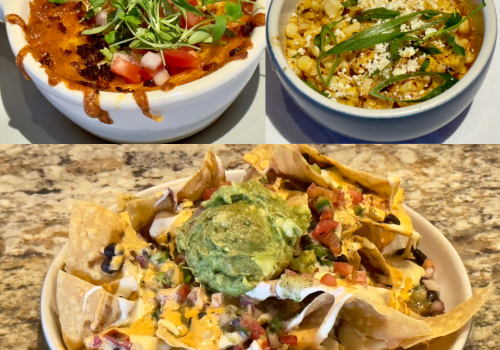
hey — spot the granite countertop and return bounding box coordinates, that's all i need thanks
[0,144,498,349]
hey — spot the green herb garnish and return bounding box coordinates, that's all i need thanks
[342,0,357,9]
[419,58,430,72]
[270,317,284,332]
[353,8,401,22]
[78,0,249,54]
[354,205,364,216]
[369,71,459,102]
[303,79,330,97]
[152,251,169,264]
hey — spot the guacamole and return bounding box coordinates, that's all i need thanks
[176,180,311,296]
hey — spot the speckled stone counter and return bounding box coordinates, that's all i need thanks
[0,144,498,350]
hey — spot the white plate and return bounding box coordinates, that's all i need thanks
[40,170,472,350]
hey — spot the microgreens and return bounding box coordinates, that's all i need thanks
[70,0,248,54]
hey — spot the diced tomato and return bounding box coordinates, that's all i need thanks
[165,65,185,76]
[204,188,218,201]
[285,269,298,277]
[163,49,202,68]
[307,183,325,199]
[333,190,345,207]
[334,262,353,277]
[176,283,191,303]
[241,313,266,340]
[311,220,339,237]
[316,230,342,255]
[301,272,313,278]
[181,11,204,29]
[320,209,334,221]
[280,335,298,346]
[174,253,186,265]
[139,67,163,81]
[320,273,337,287]
[111,57,142,84]
[355,271,367,286]
[349,189,364,205]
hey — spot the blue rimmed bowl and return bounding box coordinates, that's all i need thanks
[266,0,497,142]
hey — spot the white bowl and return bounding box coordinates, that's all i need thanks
[0,1,265,143]
[266,0,497,142]
[41,170,472,350]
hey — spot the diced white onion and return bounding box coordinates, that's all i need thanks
[422,279,440,293]
[424,267,435,279]
[268,333,281,349]
[111,53,131,65]
[153,69,170,86]
[96,10,108,27]
[141,52,163,71]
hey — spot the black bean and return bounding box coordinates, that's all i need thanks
[301,235,314,248]
[427,291,439,302]
[394,248,406,256]
[384,213,401,225]
[101,258,115,274]
[104,244,118,258]
[325,252,336,262]
[336,254,348,263]
[412,248,427,266]
[230,317,240,329]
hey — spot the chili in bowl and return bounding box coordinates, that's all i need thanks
[1,0,266,143]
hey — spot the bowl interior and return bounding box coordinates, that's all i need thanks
[4,0,266,109]
[267,0,496,119]
[41,170,472,350]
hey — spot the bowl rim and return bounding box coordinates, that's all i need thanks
[266,0,498,119]
[4,0,266,109]
[41,169,473,350]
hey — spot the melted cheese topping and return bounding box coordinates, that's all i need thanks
[178,308,224,350]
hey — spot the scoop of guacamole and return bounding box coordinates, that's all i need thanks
[176,180,311,296]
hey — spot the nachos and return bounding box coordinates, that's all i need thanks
[56,145,490,350]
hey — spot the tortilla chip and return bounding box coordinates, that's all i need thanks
[65,203,149,285]
[125,190,175,231]
[56,271,121,350]
[65,202,130,285]
[400,285,493,348]
[116,193,137,213]
[343,236,392,277]
[243,144,274,173]
[177,150,227,202]
[244,145,414,238]
[340,297,432,342]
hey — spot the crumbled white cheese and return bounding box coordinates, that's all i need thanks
[425,27,437,36]
[392,67,407,75]
[298,48,306,55]
[400,24,409,32]
[407,58,420,72]
[364,52,392,76]
[410,18,425,31]
[334,29,346,40]
[398,46,416,58]
[374,42,389,53]
[305,35,312,48]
